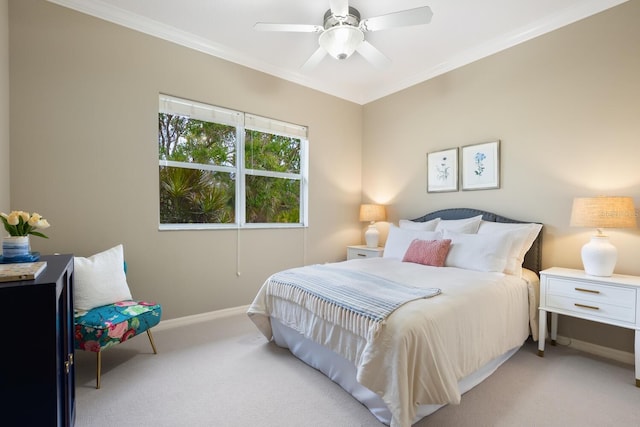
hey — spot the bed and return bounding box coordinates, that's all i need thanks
[248,208,543,427]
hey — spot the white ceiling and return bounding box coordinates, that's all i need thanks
[48,0,627,105]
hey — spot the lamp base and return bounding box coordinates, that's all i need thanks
[581,235,617,277]
[364,223,379,248]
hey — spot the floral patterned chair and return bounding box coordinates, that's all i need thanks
[74,300,162,389]
[72,245,162,389]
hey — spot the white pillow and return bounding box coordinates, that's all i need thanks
[434,215,483,234]
[74,244,133,310]
[443,229,513,272]
[383,225,442,260]
[477,220,542,277]
[398,218,440,231]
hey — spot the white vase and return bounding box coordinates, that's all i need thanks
[2,236,31,259]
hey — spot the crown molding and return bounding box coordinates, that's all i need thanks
[47,0,628,105]
[361,0,629,103]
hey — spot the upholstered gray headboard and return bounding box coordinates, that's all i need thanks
[412,208,543,274]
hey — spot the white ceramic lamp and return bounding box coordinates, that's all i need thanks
[570,196,637,277]
[359,204,386,248]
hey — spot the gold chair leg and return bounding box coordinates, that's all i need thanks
[147,329,158,354]
[96,352,102,389]
[92,329,156,389]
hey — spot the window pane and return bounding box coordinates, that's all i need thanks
[159,166,235,224]
[245,175,300,223]
[158,95,307,229]
[245,130,300,173]
[159,113,236,167]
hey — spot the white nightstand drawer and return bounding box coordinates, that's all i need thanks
[347,245,383,260]
[546,294,636,324]
[546,277,636,308]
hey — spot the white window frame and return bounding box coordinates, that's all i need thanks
[158,94,309,230]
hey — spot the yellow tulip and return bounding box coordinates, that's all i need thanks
[35,219,50,229]
[28,213,42,226]
[7,212,20,226]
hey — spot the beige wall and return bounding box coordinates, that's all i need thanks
[363,1,640,352]
[8,0,362,319]
[0,0,9,212]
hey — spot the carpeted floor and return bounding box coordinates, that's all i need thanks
[74,312,640,426]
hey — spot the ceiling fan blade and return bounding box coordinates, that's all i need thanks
[301,47,328,71]
[254,23,323,33]
[355,41,391,69]
[330,0,349,17]
[360,6,433,32]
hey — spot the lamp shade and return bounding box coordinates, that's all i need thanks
[570,196,637,276]
[570,196,637,229]
[319,25,364,60]
[359,204,386,223]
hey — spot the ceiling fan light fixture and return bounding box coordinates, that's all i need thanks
[319,25,364,60]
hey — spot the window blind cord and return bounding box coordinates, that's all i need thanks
[236,225,241,277]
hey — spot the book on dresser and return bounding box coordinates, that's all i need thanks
[0,261,47,282]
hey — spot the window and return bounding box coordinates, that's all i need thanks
[158,94,308,229]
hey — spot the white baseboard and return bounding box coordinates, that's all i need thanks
[556,334,634,365]
[154,305,250,332]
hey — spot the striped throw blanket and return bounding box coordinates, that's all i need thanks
[266,264,441,341]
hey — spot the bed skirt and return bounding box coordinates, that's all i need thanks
[271,318,521,425]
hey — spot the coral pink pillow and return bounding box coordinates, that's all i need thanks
[402,239,452,267]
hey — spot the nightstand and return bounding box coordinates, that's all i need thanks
[347,245,384,260]
[537,267,640,387]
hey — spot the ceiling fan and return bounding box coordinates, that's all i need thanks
[254,0,433,70]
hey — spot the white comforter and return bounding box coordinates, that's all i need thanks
[248,258,536,427]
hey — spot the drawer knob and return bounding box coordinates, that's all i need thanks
[574,303,599,310]
[357,253,366,257]
[575,287,600,294]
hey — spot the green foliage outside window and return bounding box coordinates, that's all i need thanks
[158,113,304,225]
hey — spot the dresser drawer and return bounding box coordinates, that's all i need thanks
[546,277,636,307]
[347,246,383,260]
[545,277,636,323]
[546,294,636,323]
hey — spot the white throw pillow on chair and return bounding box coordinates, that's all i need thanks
[74,244,133,311]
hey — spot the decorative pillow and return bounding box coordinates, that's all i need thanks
[398,218,440,231]
[383,225,442,260]
[442,230,514,272]
[74,244,133,311]
[477,221,542,277]
[402,239,452,267]
[434,215,483,234]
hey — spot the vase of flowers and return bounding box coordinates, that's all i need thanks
[1,211,50,262]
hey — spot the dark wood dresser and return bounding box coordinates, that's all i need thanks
[0,254,75,426]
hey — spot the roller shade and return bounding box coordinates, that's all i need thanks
[159,94,242,127]
[245,114,307,139]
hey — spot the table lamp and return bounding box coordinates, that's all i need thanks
[359,204,386,248]
[570,196,637,276]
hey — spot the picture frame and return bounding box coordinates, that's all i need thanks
[461,140,500,191]
[427,147,458,193]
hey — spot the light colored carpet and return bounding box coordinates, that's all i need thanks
[74,312,640,426]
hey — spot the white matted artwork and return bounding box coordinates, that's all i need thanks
[461,141,500,191]
[427,147,458,193]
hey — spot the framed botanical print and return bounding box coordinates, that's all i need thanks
[461,140,500,190]
[427,147,458,192]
